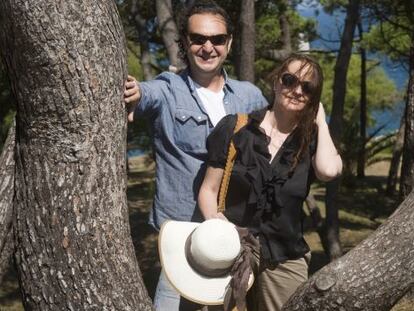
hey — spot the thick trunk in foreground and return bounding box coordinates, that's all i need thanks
[0,121,15,283]
[237,0,255,83]
[283,190,414,311]
[0,1,153,310]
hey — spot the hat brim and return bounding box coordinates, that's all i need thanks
[159,220,254,305]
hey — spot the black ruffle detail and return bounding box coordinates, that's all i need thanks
[230,112,301,262]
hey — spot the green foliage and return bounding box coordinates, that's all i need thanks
[364,0,414,64]
[319,54,400,122]
[363,20,411,62]
[253,0,318,91]
[127,40,144,81]
[256,14,282,52]
[317,53,400,176]
[319,0,349,13]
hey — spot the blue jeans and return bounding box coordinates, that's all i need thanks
[154,269,202,311]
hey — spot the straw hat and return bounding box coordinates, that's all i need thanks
[158,219,254,305]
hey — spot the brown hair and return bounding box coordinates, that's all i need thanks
[273,53,324,171]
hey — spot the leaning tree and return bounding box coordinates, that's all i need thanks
[283,190,414,311]
[0,0,153,309]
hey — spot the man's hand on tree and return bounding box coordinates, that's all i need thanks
[124,75,140,122]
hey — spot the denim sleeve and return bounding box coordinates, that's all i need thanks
[249,84,269,110]
[233,81,269,112]
[134,73,172,119]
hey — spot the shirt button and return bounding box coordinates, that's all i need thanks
[182,115,186,119]
[197,116,201,120]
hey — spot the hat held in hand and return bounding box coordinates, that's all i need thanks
[159,219,254,305]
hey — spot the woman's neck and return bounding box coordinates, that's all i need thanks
[269,103,298,133]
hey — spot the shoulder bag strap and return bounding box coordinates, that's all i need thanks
[217,113,248,213]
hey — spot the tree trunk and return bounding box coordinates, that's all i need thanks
[156,0,185,72]
[263,6,292,62]
[305,193,333,257]
[357,22,367,178]
[386,113,405,196]
[237,0,255,82]
[325,0,360,260]
[323,180,342,260]
[283,190,414,311]
[0,1,153,310]
[131,0,155,81]
[329,0,360,141]
[0,121,15,284]
[305,194,324,231]
[400,39,414,199]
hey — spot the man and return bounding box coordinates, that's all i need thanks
[124,1,268,310]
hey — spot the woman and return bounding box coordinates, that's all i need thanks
[198,54,342,311]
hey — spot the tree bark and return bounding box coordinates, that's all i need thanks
[0,1,153,310]
[263,9,292,62]
[325,0,360,260]
[283,190,414,311]
[357,22,367,178]
[400,39,414,199]
[237,0,255,82]
[156,0,185,72]
[386,113,405,196]
[0,121,15,284]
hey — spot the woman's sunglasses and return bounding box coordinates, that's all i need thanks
[188,33,229,46]
[280,73,313,96]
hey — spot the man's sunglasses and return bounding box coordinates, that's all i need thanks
[280,73,313,96]
[188,33,229,46]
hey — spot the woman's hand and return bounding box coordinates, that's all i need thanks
[315,102,327,127]
[312,102,343,181]
[211,212,228,221]
[198,167,224,220]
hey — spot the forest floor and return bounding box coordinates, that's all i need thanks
[0,157,413,310]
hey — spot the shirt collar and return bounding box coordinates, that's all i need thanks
[181,68,232,93]
[249,106,269,126]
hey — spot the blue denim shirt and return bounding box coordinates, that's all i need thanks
[135,70,268,230]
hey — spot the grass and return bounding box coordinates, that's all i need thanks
[0,159,411,310]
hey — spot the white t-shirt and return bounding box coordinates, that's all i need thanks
[194,83,226,127]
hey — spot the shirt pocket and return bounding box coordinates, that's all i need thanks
[174,109,208,154]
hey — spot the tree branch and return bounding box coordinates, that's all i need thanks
[130,0,155,80]
[283,190,414,310]
[262,10,292,62]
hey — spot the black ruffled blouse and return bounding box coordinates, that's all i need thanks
[207,107,317,265]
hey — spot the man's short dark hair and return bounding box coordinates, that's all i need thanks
[176,0,234,66]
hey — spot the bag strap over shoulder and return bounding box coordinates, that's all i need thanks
[217,113,248,213]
